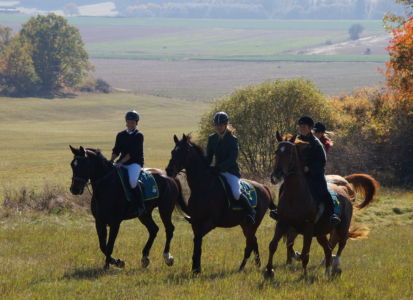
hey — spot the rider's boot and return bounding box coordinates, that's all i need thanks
[238,194,256,225]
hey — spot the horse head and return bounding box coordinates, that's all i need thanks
[270,131,299,184]
[69,145,90,195]
[166,134,193,177]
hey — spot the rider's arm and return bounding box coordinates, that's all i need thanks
[206,135,215,166]
[308,141,326,174]
[111,133,121,162]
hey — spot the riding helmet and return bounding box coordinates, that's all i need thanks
[125,110,140,122]
[213,112,229,125]
[297,116,314,127]
[314,122,326,133]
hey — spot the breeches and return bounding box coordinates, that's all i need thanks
[124,163,142,188]
[220,172,241,200]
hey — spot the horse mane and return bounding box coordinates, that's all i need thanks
[85,148,111,165]
[186,135,209,166]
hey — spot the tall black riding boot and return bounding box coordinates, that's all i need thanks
[126,184,145,218]
[238,194,256,224]
[325,193,340,225]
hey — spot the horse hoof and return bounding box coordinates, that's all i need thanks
[115,259,125,268]
[255,259,262,268]
[333,267,342,276]
[294,251,302,261]
[192,268,201,274]
[163,253,174,267]
[264,269,274,280]
[103,263,110,270]
[141,256,150,268]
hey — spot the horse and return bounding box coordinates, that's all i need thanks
[69,145,185,269]
[264,133,378,279]
[165,134,276,274]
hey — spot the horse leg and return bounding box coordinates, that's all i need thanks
[192,220,215,274]
[316,235,333,276]
[95,220,109,269]
[159,204,175,267]
[332,238,347,275]
[264,223,286,279]
[239,225,258,271]
[106,222,125,269]
[138,209,159,268]
[286,230,300,264]
[300,225,314,278]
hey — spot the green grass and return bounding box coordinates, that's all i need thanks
[0,93,208,196]
[0,15,386,31]
[0,189,412,299]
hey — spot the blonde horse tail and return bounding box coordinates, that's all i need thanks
[345,174,379,209]
[348,225,370,240]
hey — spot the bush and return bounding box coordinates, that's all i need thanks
[77,77,111,93]
[198,78,334,177]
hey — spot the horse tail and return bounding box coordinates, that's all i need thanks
[173,178,190,216]
[345,174,379,209]
[348,225,370,240]
[263,185,276,210]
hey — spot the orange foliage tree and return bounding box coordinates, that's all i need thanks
[385,17,413,102]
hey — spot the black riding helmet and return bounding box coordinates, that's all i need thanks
[314,122,326,133]
[213,112,229,125]
[125,110,139,122]
[297,116,314,128]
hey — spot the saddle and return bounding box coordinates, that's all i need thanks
[217,175,257,210]
[116,168,159,203]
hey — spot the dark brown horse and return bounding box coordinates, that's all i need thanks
[165,134,276,273]
[264,133,378,278]
[69,146,185,269]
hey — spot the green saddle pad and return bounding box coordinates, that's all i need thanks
[116,168,159,202]
[218,177,257,210]
[327,186,341,215]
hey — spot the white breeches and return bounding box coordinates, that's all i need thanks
[220,172,241,200]
[124,163,142,188]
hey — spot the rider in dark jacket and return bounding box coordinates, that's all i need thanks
[297,116,340,225]
[206,112,256,224]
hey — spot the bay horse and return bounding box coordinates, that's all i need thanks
[264,133,378,278]
[69,146,185,269]
[165,134,276,274]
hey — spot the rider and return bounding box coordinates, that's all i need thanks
[297,116,340,225]
[206,112,256,224]
[110,110,145,218]
[314,122,333,153]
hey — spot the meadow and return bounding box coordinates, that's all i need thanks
[1,16,387,100]
[0,93,412,299]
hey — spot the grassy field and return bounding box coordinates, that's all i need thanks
[0,93,207,195]
[0,189,412,299]
[0,93,412,299]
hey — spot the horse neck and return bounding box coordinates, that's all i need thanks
[88,157,112,184]
[282,151,313,206]
[184,151,212,192]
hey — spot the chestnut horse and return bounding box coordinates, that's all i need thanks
[264,133,378,278]
[166,134,276,273]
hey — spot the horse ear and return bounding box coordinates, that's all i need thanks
[290,134,297,143]
[69,145,77,155]
[173,134,179,144]
[79,146,86,156]
[182,134,187,142]
[276,131,282,142]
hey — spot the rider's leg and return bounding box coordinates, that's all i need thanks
[125,163,145,217]
[221,172,255,224]
[310,174,340,225]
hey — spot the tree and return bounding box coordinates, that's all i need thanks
[348,23,364,40]
[198,78,334,177]
[0,37,39,96]
[0,26,13,55]
[19,14,92,93]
